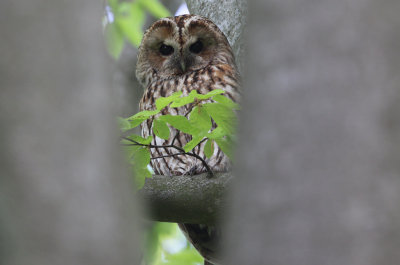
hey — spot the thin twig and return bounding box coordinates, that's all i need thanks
[198,138,208,146]
[121,137,145,146]
[171,106,193,146]
[185,150,213,177]
[121,136,214,176]
[171,130,180,146]
[151,152,185,160]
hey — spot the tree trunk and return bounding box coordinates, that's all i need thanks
[0,1,141,264]
[225,0,400,264]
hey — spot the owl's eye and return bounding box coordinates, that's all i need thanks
[159,44,174,56]
[189,40,203,54]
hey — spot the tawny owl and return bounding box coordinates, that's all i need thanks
[136,14,240,265]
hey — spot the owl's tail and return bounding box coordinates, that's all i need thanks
[178,223,222,264]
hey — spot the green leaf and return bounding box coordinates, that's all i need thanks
[107,0,118,10]
[212,94,240,109]
[116,2,132,14]
[134,165,151,189]
[117,116,131,132]
[170,90,198,108]
[127,110,160,121]
[128,117,147,128]
[121,134,153,145]
[169,89,226,108]
[158,115,198,135]
[121,143,151,189]
[132,146,151,189]
[121,142,137,160]
[115,2,145,47]
[215,137,234,160]
[153,119,170,140]
[183,136,204,153]
[105,23,124,59]
[125,109,158,129]
[164,248,203,265]
[145,222,177,265]
[189,106,211,132]
[204,139,214,159]
[207,127,227,139]
[131,146,150,167]
[134,135,153,145]
[155,91,183,110]
[203,103,237,134]
[196,89,225,99]
[138,0,171,18]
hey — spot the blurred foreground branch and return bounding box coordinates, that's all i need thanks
[224,1,400,264]
[0,1,141,264]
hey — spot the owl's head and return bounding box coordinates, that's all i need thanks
[136,14,234,86]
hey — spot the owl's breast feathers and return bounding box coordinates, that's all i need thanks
[140,64,239,109]
[139,64,239,177]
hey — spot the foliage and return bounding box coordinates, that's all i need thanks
[119,89,239,188]
[104,0,171,59]
[145,222,203,265]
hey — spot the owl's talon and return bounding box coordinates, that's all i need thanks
[186,165,198,176]
[206,171,215,178]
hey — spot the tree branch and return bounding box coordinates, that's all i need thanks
[138,172,232,225]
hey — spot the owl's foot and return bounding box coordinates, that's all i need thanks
[184,165,214,177]
[186,165,199,176]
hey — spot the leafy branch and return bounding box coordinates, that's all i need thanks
[104,0,171,59]
[118,89,239,188]
[121,136,213,177]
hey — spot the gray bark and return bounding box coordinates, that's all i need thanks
[225,0,400,265]
[140,173,232,225]
[0,1,141,265]
[186,0,246,74]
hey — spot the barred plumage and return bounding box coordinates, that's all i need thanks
[136,15,240,265]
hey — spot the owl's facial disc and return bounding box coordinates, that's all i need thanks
[167,37,216,75]
[137,15,232,84]
[158,38,210,75]
[157,42,188,75]
[144,23,218,75]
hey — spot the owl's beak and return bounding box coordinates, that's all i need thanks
[180,60,186,73]
[174,53,191,74]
